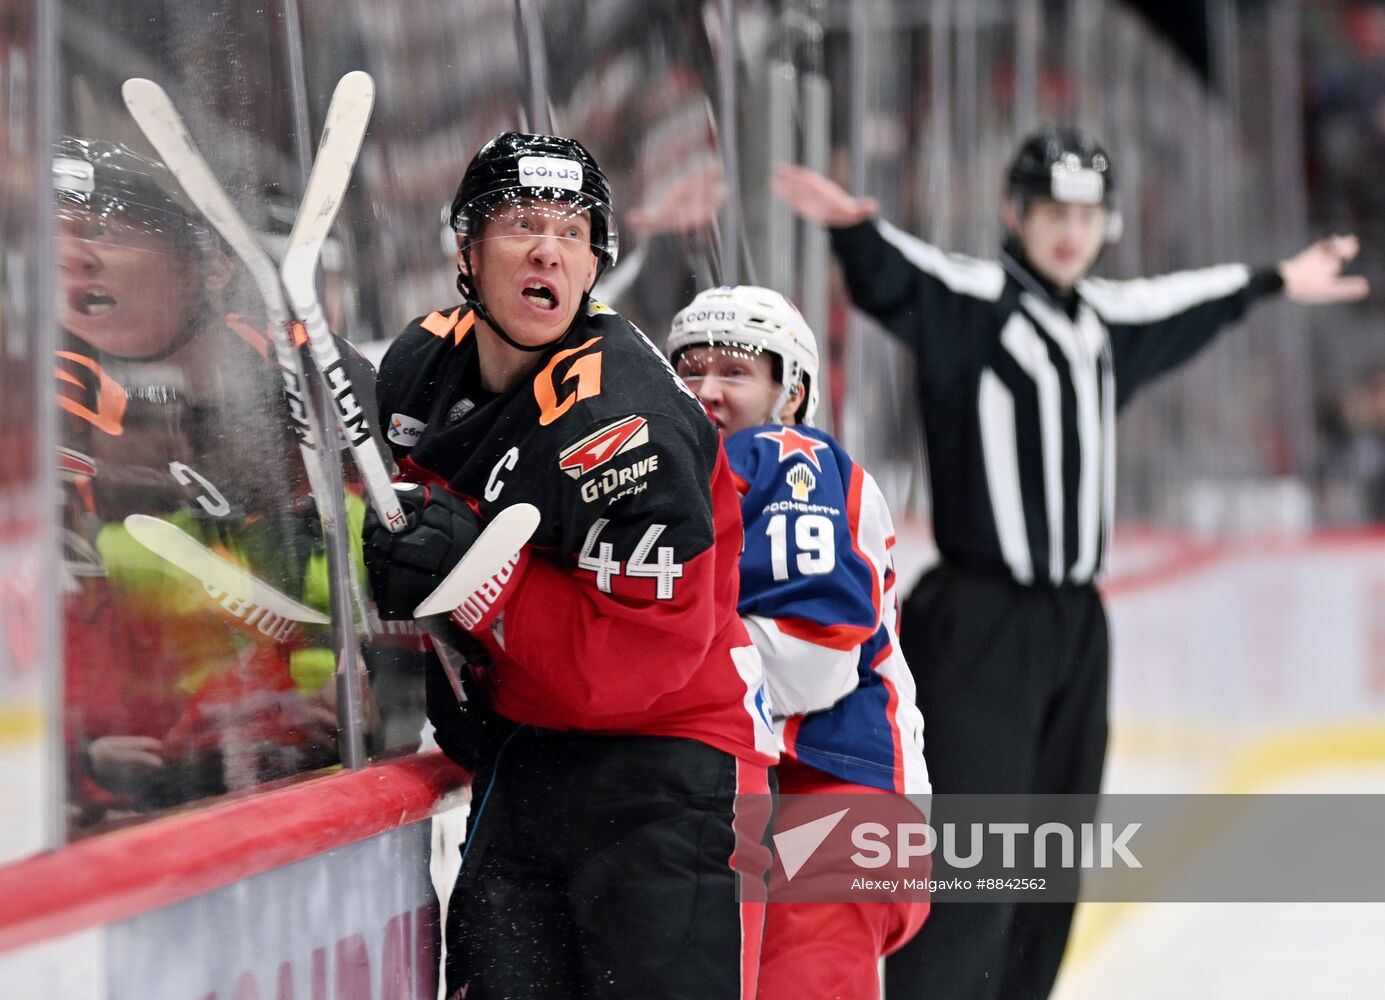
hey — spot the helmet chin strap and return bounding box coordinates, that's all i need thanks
[107,322,203,363]
[461,284,549,354]
[769,385,792,425]
[457,242,547,354]
[770,377,807,426]
[95,292,216,363]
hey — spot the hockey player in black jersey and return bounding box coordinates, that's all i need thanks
[773,127,1369,1000]
[364,132,777,1000]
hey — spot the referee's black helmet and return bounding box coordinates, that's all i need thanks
[1006,126,1115,209]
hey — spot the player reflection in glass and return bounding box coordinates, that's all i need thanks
[54,138,340,831]
[59,194,229,361]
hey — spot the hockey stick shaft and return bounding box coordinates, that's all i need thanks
[277,72,407,534]
[120,78,336,527]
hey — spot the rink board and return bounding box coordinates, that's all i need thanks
[0,752,466,1000]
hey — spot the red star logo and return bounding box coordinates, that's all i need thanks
[756,426,830,470]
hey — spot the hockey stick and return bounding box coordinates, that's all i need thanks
[124,514,330,625]
[413,503,542,617]
[120,77,336,530]
[278,72,406,534]
[122,73,403,535]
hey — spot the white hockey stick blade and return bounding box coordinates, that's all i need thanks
[414,504,541,618]
[121,78,292,330]
[275,73,405,535]
[121,77,335,524]
[124,76,377,633]
[124,514,330,625]
[280,70,375,292]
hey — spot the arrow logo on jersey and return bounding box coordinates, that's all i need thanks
[558,415,649,479]
[756,426,830,471]
[58,446,97,479]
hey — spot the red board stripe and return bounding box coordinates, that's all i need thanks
[0,751,468,954]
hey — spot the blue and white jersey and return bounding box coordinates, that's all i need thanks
[726,424,929,794]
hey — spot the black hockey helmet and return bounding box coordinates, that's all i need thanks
[53,136,212,251]
[1007,126,1115,209]
[448,131,619,276]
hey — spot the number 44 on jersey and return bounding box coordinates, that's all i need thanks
[577,518,684,600]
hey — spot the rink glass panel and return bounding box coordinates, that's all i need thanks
[58,0,353,835]
[304,0,731,358]
[2,0,60,859]
[32,0,1383,844]
[51,0,738,835]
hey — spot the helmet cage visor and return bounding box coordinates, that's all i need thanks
[671,343,789,428]
[668,308,817,424]
[455,189,616,264]
[54,155,211,253]
[672,341,781,388]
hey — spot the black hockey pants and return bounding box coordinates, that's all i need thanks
[885,563,1110,1000]
[444,727,772,1000]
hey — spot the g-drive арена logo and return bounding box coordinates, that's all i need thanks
[765,795,1142,903]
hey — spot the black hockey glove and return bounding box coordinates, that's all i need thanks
[423,631,517,777]
[362,482,481,619]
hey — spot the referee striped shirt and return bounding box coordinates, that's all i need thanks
[829,220,1284,585]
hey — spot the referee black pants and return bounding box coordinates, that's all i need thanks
[445,727,773,1000]
[884,563,1110,1000]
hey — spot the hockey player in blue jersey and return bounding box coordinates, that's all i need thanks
[668,284,930,1000]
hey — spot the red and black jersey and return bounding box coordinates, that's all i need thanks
[376,301,779,765]
[54,315,371,522]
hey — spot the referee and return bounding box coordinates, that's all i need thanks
[773,127,1368,1000]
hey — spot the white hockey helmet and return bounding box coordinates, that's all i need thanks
[668,285,820,424]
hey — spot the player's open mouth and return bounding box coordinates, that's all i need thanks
[71,287,117,316]
[521,280,559,311]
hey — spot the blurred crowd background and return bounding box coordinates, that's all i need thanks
[1,0,1383,843]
